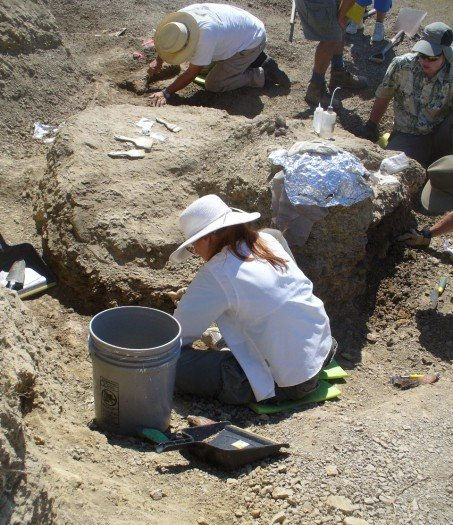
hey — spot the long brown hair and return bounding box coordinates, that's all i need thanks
[209,224,288,271]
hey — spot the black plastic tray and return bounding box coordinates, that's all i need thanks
[0,233,56,298]
[155,422,289,469]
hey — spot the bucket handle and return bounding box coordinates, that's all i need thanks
[155,437,194,453]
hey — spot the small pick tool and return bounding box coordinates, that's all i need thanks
[430,276,447,309]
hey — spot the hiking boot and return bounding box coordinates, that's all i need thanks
[262,57,291,87]
[329,69,368,90]
[371,21,385,42]
[305,81,340,109]
[346,20,364,34]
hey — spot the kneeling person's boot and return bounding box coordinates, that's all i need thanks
[329,69,368,90]
[262,57,290,87]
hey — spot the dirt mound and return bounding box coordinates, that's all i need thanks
[0,288,55,524]
[0,0,87,154]
[33,102,424,315]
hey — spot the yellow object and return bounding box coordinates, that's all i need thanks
[340,2,366,25]
[378,132,390,149]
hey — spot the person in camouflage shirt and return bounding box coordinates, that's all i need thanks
[361,22,452,167]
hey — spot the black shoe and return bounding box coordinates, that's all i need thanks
[262,57,290,87]
[249,51,267,69]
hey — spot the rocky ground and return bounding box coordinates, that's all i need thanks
[1,0,452,524]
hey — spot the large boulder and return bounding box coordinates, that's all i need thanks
[33,103,424,316]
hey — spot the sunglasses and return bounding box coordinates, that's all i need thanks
[418,52,443,62]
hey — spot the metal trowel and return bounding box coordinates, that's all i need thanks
[369,7,427,64]
[6,259,26,290]
[430,277,447,309]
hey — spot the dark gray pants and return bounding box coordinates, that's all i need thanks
[175,339,337,405]
[387,112,453,167]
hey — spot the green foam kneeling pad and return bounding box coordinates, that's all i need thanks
[319,359,348,380]
[193,76,206,87]
[248,380,341,415]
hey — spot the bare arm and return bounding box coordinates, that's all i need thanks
[369,97,391,125]
[431,211,453,237]
[167,64,203,94]
[338,0,356,28]
[149,63,203,106]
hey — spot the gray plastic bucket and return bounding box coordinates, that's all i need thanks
[89,306,181,435]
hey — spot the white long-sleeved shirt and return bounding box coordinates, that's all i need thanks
[174,232,332,401]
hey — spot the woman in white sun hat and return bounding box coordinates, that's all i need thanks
[170,194,334,405]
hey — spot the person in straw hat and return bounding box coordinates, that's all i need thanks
[147,3,289,107]
[169,194,334,405]
[398,155,453,248]
[360,22,453,167]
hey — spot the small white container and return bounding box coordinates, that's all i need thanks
[313,103,323,134]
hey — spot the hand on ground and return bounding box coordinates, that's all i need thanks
[149,91,167,107]
[397,229,430,247]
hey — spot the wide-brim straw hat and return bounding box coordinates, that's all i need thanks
[169,195,261,263]
[154,11,200,65]
[421,155,453,214]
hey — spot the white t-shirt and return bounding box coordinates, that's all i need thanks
[179,3,266,66]
[174,232,332,401]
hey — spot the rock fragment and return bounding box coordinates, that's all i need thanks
[271,511,286,523]
[272,487,293,500]
[326,495,355,515]
[325,464,339,476]
[344,518,370,525]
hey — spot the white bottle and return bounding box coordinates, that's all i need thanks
[313,103,323,134]
[319,108,336,139]
[319,87,340,140]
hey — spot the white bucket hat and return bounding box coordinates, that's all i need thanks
[169,195,261,263]
[154,11,200,65]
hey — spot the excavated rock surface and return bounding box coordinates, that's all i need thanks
[0,288,55,524]
[0,0,86,152]
[33,103,424,315]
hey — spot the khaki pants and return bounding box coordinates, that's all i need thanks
[204,39,266,93]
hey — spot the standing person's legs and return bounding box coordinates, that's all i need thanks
[204,39,266,92]
[430,112,453,164]
[296,0,367,105]
[372,0,392,41]
[296,0,343,105]
[386,130,433,167]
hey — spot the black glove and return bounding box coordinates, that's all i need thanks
[358,120,379,142]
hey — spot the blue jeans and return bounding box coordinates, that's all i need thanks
[357,0,392,12]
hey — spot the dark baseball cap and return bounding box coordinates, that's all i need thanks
[412,22,453,63]
[421,155,453,214]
